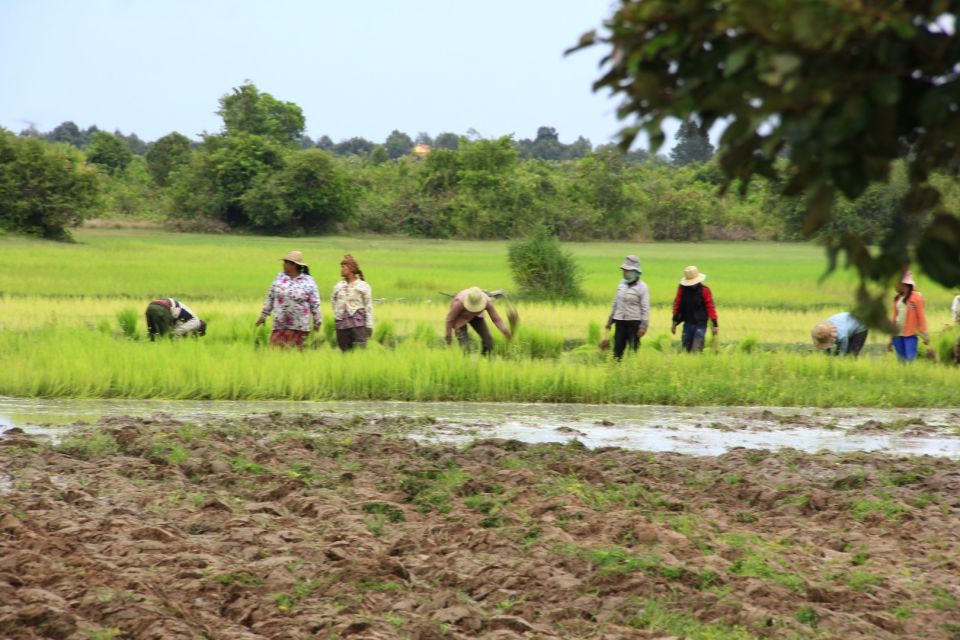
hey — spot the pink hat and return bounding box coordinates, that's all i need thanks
[901,270,915,286]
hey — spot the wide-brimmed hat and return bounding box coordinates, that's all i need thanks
[811,322,837,349]
[620,255,642,273]
[680,265,706,286]
[900,270,915,286]
[281,250,307,266]
[463,287,486,313]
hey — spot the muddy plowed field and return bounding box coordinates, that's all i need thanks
[1,413,958,639]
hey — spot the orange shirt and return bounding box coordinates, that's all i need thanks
[891,291,927,337]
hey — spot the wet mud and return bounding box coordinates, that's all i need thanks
[1,413,959,639]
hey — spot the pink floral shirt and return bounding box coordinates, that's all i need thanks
[261,273,321,332]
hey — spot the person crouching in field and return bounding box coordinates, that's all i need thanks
[331,254,373,351]
[671,266,718,353]
[888,271,929,362]
[445,287,512,355]
[256,250,321,350]
[145,298,206,341]
[811,312,868,356]
[604,255,650,360]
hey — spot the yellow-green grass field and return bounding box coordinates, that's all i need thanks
[1,229,958,406]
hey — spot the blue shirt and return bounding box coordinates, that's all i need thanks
[828,312,866,354]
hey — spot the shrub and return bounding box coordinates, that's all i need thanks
[508,227,583,300]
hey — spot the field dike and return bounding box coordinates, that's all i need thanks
[1,413,959,639]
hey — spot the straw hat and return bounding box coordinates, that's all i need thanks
[900,270,915,286]
[811,322,837,349]
[463,287,486,313]
[620,255,642,273]
[281,250,307,266]
[680,265,706,286]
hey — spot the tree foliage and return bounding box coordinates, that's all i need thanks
[0,131,100,239]
[217,82,305,145]
[670,120,715,166]
[146,132,192,187]
[577,0,960,327]
[87,131,133,176]
[508,227,583,300]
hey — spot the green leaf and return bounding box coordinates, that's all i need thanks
[869,75,901,107]
[802,183,834,237]
[917,214,960,287]
[724,46,753,77]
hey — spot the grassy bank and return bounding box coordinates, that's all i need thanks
[3,328,959,406]
[2,229,958,406]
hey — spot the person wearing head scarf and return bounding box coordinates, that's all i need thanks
[256,250,321,350]
[331,254,373,351]
[811,312,868,356]
[671,265,718,353]
[445,287,512,355]
[604,255,650,360]
[145,298,207,341]
[889,270,929,362]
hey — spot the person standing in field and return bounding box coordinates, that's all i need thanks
[605,255,650,360]
[331,254,373,351]
[888,270,929,362]
[145,298,206,341]
[811,312,868,356]
[445,287,512,355]
[671,266,718,353]
[256,250,321,350]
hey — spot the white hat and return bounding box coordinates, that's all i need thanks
[680,265,706,286]
[463,287,486,313]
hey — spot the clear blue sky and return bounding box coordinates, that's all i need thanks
[1,0,682,148]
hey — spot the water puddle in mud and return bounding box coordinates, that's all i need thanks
[1,397,959,458]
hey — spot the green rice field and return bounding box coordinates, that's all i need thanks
[1,229,958,406]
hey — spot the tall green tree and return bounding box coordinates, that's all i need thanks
[384,130,414,159]
[577,1,960,325]
[87,131,134,175]
[217,82,305,145]
[670,120,715,166]
[146,132,192,186]
[0,131,100,239]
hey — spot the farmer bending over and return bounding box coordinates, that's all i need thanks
[811,312,868,356]
[145,298,206,341]
[445,287,512,355]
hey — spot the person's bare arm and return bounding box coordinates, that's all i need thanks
[486,302,511,339]
[445,300,464,345]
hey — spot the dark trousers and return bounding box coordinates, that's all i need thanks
[681,323,707,353]
[456,316,494,355]
[613,320,641,360]
[145,302,172,341]
[840,330,868,356]
[336,326,368,351]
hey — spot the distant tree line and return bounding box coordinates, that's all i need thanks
[4,82,957,244]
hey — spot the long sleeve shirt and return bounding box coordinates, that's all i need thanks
[445,289,509,341]
[607,280,650,328]
[672,284,718,328]
[331,279,373,329]
[261,273,321,332]
[892,291,927,337]
[826,312,866,354]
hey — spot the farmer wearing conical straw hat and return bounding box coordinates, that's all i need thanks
[671,266,718,353]
[888,270,929,362]
[445,287,512,355]
[811,312,868,356]
[256,250,322,350]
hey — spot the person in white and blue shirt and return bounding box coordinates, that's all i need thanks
[811,312,868,356]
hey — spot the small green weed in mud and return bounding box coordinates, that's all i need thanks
[627,598,757,639]
[463,494,506,528]
[728,554,805,591]
[399,466,468,514]
[213,572,263,587]
[794,606,820,627]
[230,456,265,474]
[358,578,406,593]
[847,570,883,592]
[932,586,959,611]
[891,603,915,620]
[56,432,120,459]
[361,502,405,523]
[848,496,909,522]
[87,628,122,640]
[849,547,870,566]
